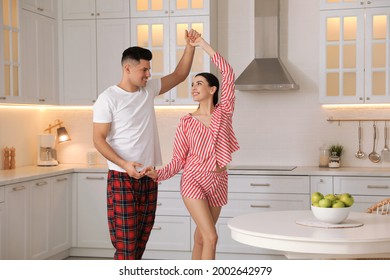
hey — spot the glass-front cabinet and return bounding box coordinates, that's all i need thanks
[320,4,390,104]
[0,0,20,104]
[320,0,390,10]
[130,0,211,105]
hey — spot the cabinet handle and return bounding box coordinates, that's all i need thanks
[0,97,6,100]
[96,13,100,16]
[39,98,45,102]
[360,1,364,4]
[367,1,371,4]
[250,204,270,208]
[366,97,370,101]
[12,186,26,191]
[35,181,48,186]
[157,202,162,206]
[367,185,389,189]
[91,13,95,16]
[86,176,105,180]
[153,226,162,230]
[37,7,44,12]
[56,177,68,182]
[250,183,271,187]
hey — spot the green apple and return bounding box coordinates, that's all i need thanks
[332,200,345,208]
[324,193,337,202]
[339,193,354,207]
[318,198,332,208]
[311,192,324,204]
[312,202,320,207]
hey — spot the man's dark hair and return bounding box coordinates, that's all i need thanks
[121,46,153,65]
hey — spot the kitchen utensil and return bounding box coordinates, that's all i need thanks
[355,122,365,159]
[368,123,381,163]
[381,122,390,162]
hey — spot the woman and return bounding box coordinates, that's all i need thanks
[145,36,239,260]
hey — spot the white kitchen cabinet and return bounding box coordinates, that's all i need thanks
[0,186,5,260]
[62,0,129,20]
[130,0,212,105]
[4,182,30,260]
[310,176,333,194]
[320,5,390,104]
[334,176,390,212]
[20,9,58,104]
[320,0,390,10]
[21,0,57,18]
[130,0,210,17]
[0,0,21,104]
[62,17,130,105]
[76,173,112,248]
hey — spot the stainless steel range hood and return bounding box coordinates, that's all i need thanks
[235,0,299,91]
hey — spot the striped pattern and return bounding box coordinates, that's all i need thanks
[157,52,239,182]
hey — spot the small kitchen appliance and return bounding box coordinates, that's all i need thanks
[37,134,58,166]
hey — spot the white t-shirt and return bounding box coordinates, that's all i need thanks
[93,79,162,172]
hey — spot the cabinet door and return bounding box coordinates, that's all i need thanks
[130,0,170,18]
[169,0,209,16]
[29,178,50,260]
[62,0,96,19]
[96,18,130,94]
[5,183,29,260]
[0,187,5,260]
[21,0,57,18]
[96,0,130,19]
[50,175,72,255]
[130,17,170,104]
[321,0,390,10]
[167,16,210,105]
[365,7,390,103]
[77,173,112,248]
[63,20,97,105]
[310,176,333,194]
[20,10,58,104]
[320,9,365,104]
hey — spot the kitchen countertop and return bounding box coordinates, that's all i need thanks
[1,164,390,185]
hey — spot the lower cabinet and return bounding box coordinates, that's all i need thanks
[3,174,71,260]
[0,186,6,260]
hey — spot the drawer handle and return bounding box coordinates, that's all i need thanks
[156,202,162,206]
[35,181,48,186]
[86,176,105,180]
[367,185,389,189]
[250,183,271,187]
[56,177,68,182]
[250,204,270,208]
[153,226,162,230]
[12,186,26,191]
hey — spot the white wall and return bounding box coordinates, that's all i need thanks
[1,0,390,169]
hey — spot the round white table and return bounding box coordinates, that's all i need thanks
[228,210,390,259]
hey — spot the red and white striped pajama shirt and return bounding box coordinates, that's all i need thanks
[157,52,239,207]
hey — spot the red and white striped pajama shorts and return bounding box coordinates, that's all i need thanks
[180,170,228,207]
[107,170,158,260]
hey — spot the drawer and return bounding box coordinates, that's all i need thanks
[221,193,310,218]
[0,187,4,202]
[155,192,186,216]
[229,175,310,193]
[158,175,181,192]
[334,177,390,196]
[147,216,191,251]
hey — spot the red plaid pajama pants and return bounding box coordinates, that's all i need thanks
[107,170,158,260]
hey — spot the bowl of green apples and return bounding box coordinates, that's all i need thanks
[311,192,354,224]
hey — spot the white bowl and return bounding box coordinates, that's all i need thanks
[311,205,350,224]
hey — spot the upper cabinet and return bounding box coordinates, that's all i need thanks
[62,0,129,20]
[320,0,390,10]
[0,0,21,104]
[61,0,130,105]
[21,0,57,19]
[130,0,212,105]
[320,1,390,104]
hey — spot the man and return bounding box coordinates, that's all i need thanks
[93,29,200,260]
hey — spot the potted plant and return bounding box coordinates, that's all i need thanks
[328,144,344,168]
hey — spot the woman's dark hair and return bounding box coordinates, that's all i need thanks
[195,72,220,106]
[121,46,152,65]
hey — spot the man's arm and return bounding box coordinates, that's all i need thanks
[93,122,143,179]
[159,29,199,95]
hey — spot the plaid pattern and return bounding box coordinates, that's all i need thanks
[107,170,158,260]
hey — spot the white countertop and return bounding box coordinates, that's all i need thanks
[1,164,390,186]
